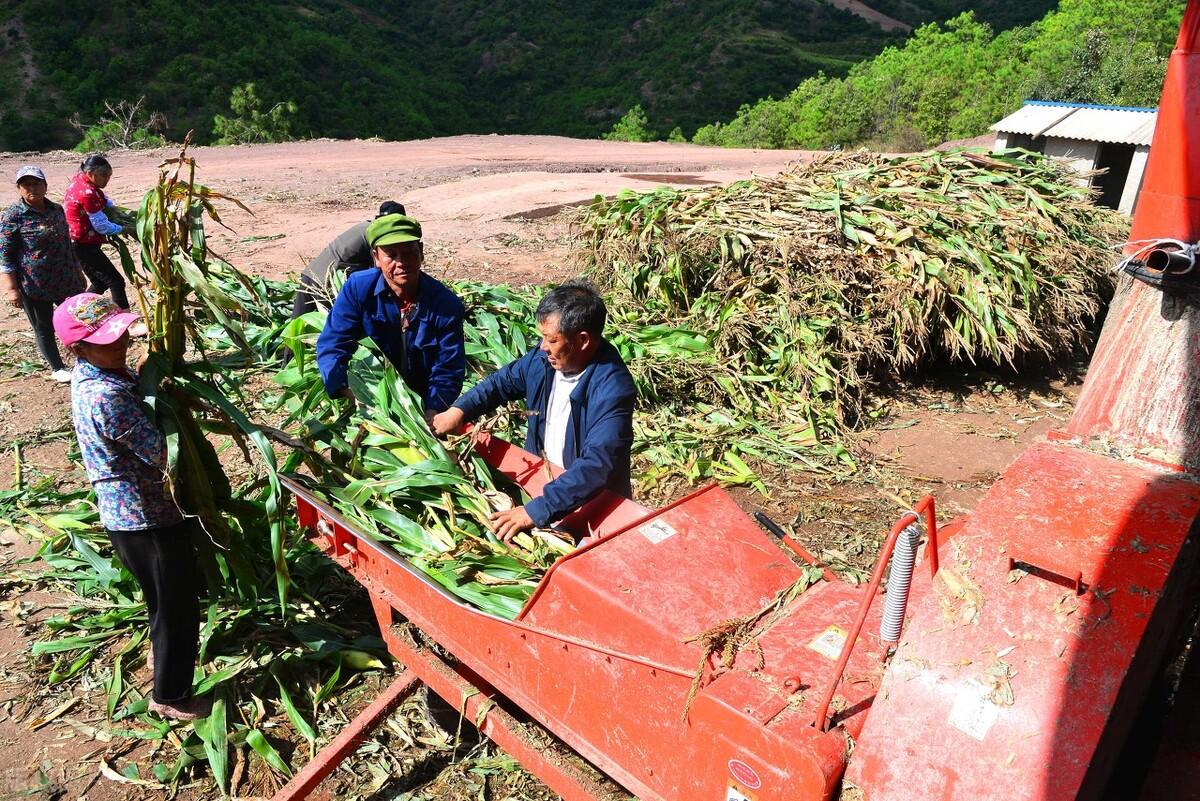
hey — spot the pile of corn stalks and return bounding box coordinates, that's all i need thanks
[579,148,1126,444]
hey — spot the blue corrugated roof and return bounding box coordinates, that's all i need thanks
[993,101,1159,145]
[1024,99,1157,113]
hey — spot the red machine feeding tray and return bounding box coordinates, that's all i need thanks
[277,431,900,801]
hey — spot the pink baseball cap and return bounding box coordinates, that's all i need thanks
[53,293,143,346]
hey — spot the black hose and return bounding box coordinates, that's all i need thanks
[1147,248,1195,274]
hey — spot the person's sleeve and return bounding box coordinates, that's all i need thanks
[330,223,373,270]
[454,348,535,421]
[87,209,124,236]
[524,377,635,527]
[58,209,83,271]
[95,390,169,471]
[0,210,19,275]
[344,235,373,270]
[316,282,366,397]
[303,245,338,286]
[424,310,467,413]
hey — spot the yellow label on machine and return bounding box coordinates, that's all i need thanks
[807,625,848,660]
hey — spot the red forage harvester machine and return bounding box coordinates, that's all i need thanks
[275,4,1200,798]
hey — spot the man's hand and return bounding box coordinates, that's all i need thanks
[489,506,535,543]
[430,406,465,437]
[338,386,357,406]
[5,288,21,309]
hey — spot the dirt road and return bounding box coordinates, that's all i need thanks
[826,0,911,32]
[1,136,816,284]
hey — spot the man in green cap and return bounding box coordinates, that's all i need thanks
[315,213,466,413]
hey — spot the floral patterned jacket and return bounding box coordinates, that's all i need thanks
[0,199,85,303]
[71,359,183,531]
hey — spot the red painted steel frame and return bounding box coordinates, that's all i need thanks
[375,616,634,801]
[271,672,421,801]
[282,424,909,801]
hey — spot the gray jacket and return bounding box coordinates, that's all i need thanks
[303,221,372,283]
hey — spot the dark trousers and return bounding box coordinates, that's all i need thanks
[74,242,129,309]
[291,272,322,320]
[106,520,200,704]
[20,296,64,371]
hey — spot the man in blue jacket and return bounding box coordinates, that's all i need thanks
[431,281,636,541]
[316,214,466,414]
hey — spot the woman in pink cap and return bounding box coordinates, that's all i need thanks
[54,293,209,721]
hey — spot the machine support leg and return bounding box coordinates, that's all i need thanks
[379,621,624,801]
[269,671,423,801]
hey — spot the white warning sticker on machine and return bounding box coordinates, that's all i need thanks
[807,625,848,660]
[725,785,753,801]
[948,679,1000,741]
[640,519,677,544]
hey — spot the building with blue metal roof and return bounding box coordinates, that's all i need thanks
[992,100,1158,215]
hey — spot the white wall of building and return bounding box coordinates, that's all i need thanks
[1043,138,1101,186]
[1119,145,1151,216]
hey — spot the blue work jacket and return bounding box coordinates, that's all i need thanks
[316,269,466,412]
[454,341,636,527]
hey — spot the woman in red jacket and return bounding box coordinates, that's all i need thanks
[63,154,132,310]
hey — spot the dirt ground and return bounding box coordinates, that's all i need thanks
[0,136,1096,799]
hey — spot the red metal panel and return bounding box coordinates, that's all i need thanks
[523,484,803,667]
[845,441,1200,801]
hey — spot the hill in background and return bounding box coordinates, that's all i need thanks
[0,0,1056,152]
[691,0,1185,151]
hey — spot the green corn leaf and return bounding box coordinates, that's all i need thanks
[245,729,292,777]
[192,696,228,795]
[273,672,316,745]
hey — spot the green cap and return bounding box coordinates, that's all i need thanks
[367,214,422,248]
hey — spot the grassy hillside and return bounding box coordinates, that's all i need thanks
[0,0,1056,151]
[692,0,1184,151]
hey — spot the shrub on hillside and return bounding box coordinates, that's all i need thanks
[70,98,167,151]
[212,83,299,145]
[692,0,1183,152]
[603,104,655,142]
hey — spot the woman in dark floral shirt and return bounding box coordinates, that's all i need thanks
[0,166,86,382]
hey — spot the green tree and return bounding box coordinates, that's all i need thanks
[689,0,1182,152]
[603,104,654,142]
[212,83,299,145]
[1030,28,1168,106]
